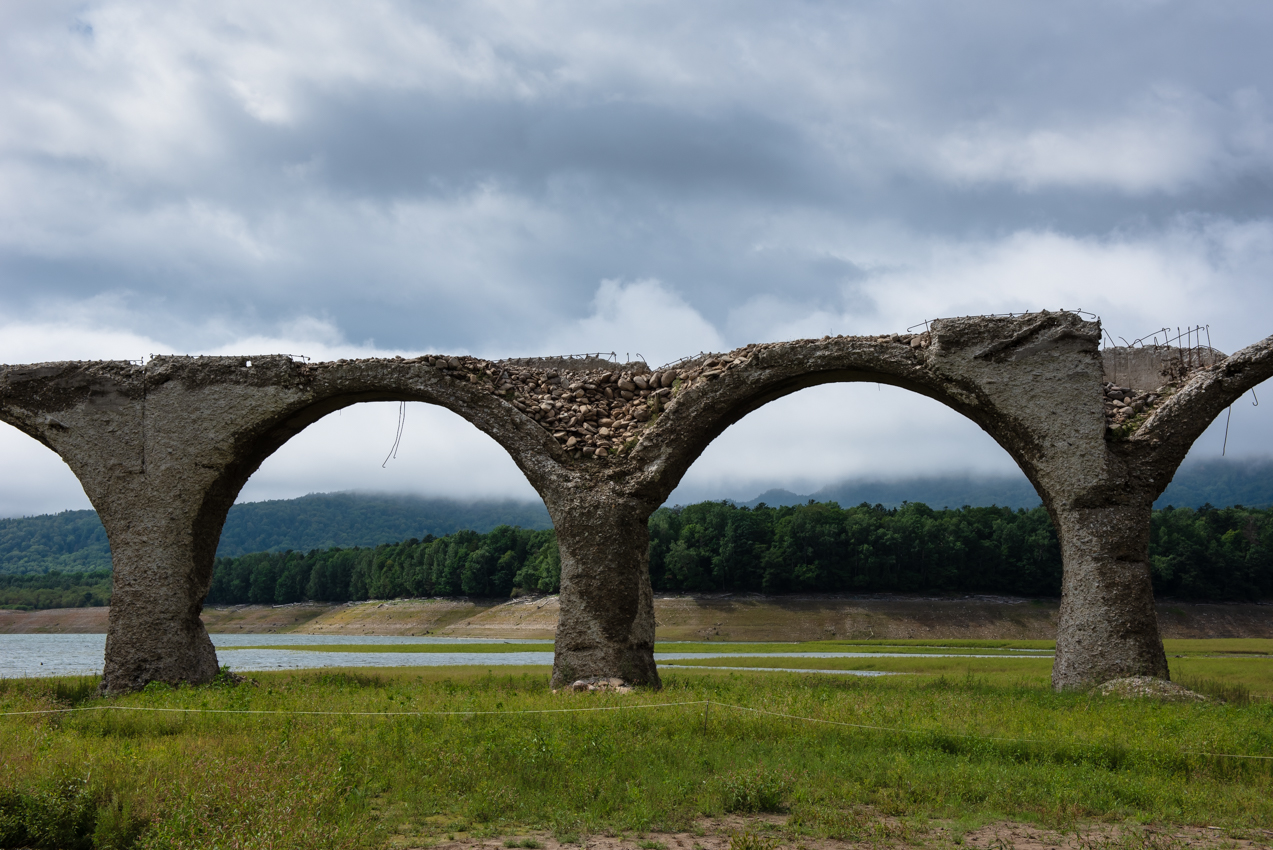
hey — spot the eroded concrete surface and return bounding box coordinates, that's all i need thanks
[3,312,1270,692]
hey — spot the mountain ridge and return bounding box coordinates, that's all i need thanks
[733,458,1273,511]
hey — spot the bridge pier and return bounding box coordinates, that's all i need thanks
[1050,499,1168,690]
[102,522,221,693]
[94,475,234,692]
[549,489,660,689]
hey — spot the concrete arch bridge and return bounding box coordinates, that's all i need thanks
[2,312,1270,693]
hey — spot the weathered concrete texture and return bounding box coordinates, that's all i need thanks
[1103,345,1224,392]
[0,355,563,693]
[615,313,1272,689]
[549,488,660,688]
[1050,502,1167,687]
[3,312,1271,693]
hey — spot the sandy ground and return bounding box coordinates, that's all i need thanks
[0,603,337,634]
[393,814,1273,850]
[0,606,110,633]
[2,595,1271,639]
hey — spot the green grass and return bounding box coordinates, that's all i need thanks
[230,639,1055,655]
[3,657,1273,850]
[658,639,1055,655]
[1162,638,1273,657]
[664,644,1273,698]
[226,637,1273,661]
[225,642,553,654]
[664,654,1059,682]
[1167,657,1273,699]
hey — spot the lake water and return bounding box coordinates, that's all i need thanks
[0,633,1050,679]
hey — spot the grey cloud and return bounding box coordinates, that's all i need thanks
[282,97,824,201]
[2,0,1273,514]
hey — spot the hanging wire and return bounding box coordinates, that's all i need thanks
[1221,389,1258,457]
[1222,405,1233,457]
[382,402,406,467]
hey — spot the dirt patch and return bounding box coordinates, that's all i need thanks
[0,606,109,633]
[201,603,339,633]
[436,595,562,639]
[653,595,1059,642]
[1155,602,1273,638]
[4,595,1272,639]
[439,595,1273,642]
[957,821,1271,849]
[390,815,1272,850]
[296,598,504,636]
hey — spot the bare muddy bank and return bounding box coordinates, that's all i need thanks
[3,594,1271,638]
[408,815,1273,850]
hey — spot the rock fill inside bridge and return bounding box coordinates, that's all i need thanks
[464,332,937,462]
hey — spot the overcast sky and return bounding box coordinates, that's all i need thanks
[2,1,1272,516]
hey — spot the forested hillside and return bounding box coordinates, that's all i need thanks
[214,493,551,556]
[745,457,1273,511]
[3,459,1271,580]
[0,570,112,610]
[197,501,1272,607]
[207,527,561,604]
[5,500,1271,611]
[0,510,112,574]
[0,493,552,575]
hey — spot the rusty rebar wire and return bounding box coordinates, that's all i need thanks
[1223,404,1234,456]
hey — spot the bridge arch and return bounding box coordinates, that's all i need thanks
[667,379,1033,503]
[187,388,560,592]
[5,313,1270,693]
[641,357,1056,514]
[0,355,568,691]
[604,318,1273,689]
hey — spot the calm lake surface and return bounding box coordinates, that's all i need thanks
[0,633,1050,679]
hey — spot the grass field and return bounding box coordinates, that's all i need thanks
[227,638,1272,656]
[2,642,1271,850]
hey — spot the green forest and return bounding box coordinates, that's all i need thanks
[0,493,552,576]
[4,460,1271,578]
[0,569,112,611]
[205,500,1273,604]
[6,500,1269,610]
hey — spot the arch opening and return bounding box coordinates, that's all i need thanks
[1164,377,1273,505]
[0,421,111,601]
[0,420,97,520]
[239,400,544,507]
[652,380,1056,602]
[668,381,1038,508]
[658,364,1049,512]
[197,398,554,610]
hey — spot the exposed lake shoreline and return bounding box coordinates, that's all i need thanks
[2,594,1270,639]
